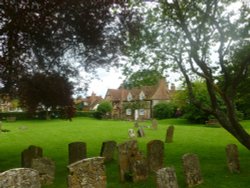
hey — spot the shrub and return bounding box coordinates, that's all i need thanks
[95,101,112,119]
[153,102,175,119]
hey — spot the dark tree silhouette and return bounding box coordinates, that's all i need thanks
[18,73,74,118]
[0,0,128,95]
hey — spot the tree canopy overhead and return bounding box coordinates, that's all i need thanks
[0,0,129,95]
[121,0,250,149]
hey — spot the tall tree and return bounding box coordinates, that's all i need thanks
[0,0,128,95]
[123,69,163,88]
[18,73,73,116]
[122,1,250,149]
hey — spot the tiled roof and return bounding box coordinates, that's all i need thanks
[105,79,172,101]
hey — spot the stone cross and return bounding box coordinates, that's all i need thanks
[0,168,41,188]
[21,145,43,168]
[147,140,164,172]
[182,153,203,187]
[156,167,179,188]
[67,157,106,188]
[68,142,87,164]
[100,140,117,163]
[165,125,175,143]
[225,144,240,173]
[31,157,55,186]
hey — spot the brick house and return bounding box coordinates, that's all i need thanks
[75,92,103,111]
[104,79,175,120]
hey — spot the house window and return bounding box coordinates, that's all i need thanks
[127,93,132,101]
[126,109,132,115]
[139,91,145,100]
[139,109,144,115]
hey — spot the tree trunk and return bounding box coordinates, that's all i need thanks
[216,112,250,150]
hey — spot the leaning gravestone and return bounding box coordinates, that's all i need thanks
[156,167,179,188]
[31,157,55,186]
[147,140,164,172]
[100,140,117,163]
[152,119,158,130]
[67,157,106,188]
[165,125,175,143]
[117,140,140,182]
[182,153,203,187]
[68,142,87,164]
[137,127,145,137]
[0,168,41,188]
[21,145,43,168]
[225,144,240,173]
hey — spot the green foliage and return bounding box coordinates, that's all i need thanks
[153,102,175,119]
[95,101,112,119]
[123,69,163,89]
[174,81,212,123]
[75,111,95,118]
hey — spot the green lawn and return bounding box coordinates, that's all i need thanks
[1,117,250,188]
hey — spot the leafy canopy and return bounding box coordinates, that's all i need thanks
[120,0,250,149]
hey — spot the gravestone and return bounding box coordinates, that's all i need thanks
[117,140,139,182]
[147,140,164,172]
[156,167,179,188]
[100,140,117,162]
[130,152,149,182]
[137,127,145,137]
[182,153,203,187]
[128,129,136,138]
[21,145,43,168]
[31,157,55,185]
[165,125,175,143]
[134,121,139,128]
[152,119,158,130]
[225,144,240,173]
[67,157,106,188]
[0,168,41,188]
[68,142,87,164]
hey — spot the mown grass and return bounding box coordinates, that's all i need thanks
[0,117,250,188]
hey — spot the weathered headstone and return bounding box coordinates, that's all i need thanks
[137,127,145,137]
[100,140,117,162]
[67,157,106,188]
[147,140,164,172]
[21,145,43,168]
[128,129,136,138]
[225,144,240,173]
[152,119,158,130]
[130,152,149,182]
[0,168,41,188]
[31,157,55,185]
[182,153,203,187]
[117,140,139,182]
[165,125,175,143]
[68,142,87,164]
[134,121,139,128]
[156,167,179,188]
